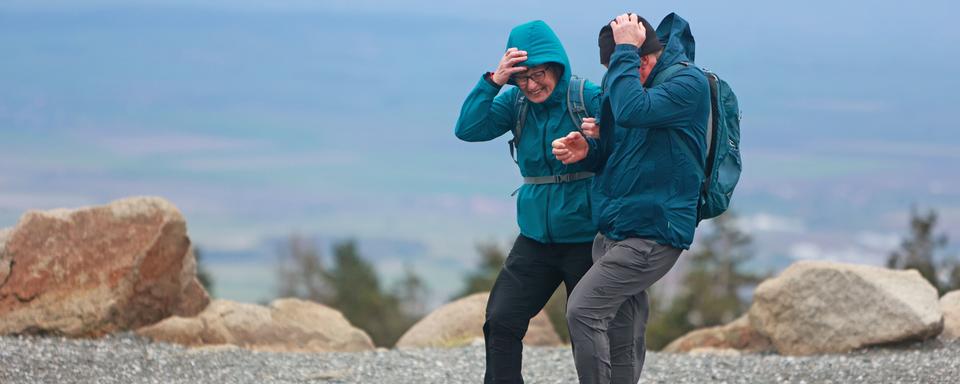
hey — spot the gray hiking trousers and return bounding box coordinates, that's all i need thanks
[566,233,682,384]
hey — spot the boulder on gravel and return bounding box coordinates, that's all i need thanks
[941,290,960,340]
[687,347,742,356]
[0,197,210,337]
[663,315,772,354]
[137,298,375,352]
[749,260,943,355]
[395,292,561,348]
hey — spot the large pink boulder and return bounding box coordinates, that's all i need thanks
[0,197,210,337]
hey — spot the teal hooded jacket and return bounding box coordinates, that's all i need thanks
[583,13,710,249]
[455,21,602,244]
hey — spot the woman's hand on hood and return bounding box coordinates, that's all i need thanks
[491,48,528,86]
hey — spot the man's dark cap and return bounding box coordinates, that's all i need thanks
[598,15,662,66]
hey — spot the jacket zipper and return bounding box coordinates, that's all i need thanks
[541,106,555,243]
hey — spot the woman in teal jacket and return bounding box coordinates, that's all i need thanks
[454,20,601,384]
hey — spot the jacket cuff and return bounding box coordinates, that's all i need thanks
[610,44,641,68]
[482,72,503,89]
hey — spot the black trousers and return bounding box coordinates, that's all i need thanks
[483,234,594,384]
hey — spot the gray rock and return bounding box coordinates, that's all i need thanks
[941,290,960,340]
[137,298,375,352]
[749,260,943,355]
[396,292,561,349]
[663,315,773,354]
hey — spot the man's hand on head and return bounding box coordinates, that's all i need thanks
[610,13,646,48]
[491,47,528,86]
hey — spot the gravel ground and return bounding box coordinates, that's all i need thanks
[1,334,959,383]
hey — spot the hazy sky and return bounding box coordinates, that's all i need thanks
[2,0,958,303]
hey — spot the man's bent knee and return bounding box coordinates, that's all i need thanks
[566,302,596,331]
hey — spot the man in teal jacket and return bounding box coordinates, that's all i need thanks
[455,20,601,384]
[552,13,710,384]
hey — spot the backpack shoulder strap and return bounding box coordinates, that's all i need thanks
[566,75,589,133]
[508,90,529,165]
[702,70,719,177]
[651,61,690,87]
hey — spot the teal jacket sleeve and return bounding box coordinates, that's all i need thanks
[579,130,610,172]
[454,74,515,142]
[606,45,703,129]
